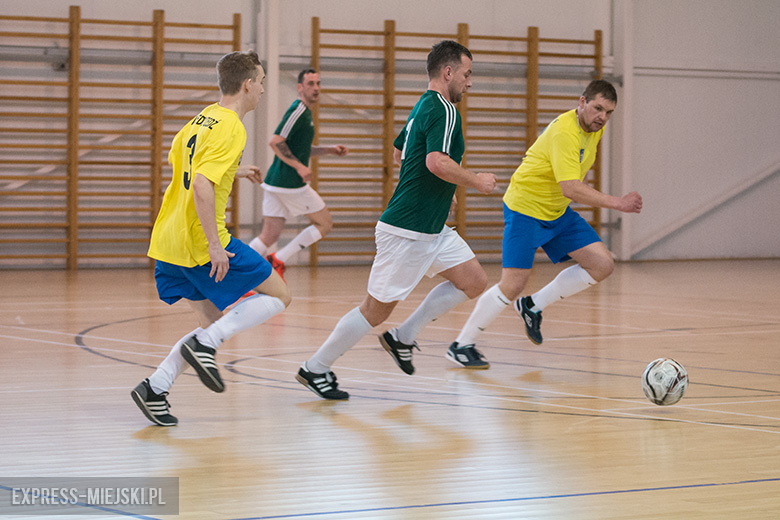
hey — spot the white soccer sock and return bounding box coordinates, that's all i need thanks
[455,284,511,346]
[249,237,270,256]
[195,294,285,348]
[274,225,322,263]
[306,306,372,374]
[148,327,202,394]
[395,281,469,345]
[531,264,598,311]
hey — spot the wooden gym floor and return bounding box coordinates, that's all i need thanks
[1,259,779,519]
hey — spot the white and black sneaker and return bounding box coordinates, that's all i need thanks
[295,363,349,400]
[446,342,490,369]
[181,335,225,393]
[131,379,177,427]
[379,329,419,375]
[515,296,543,345]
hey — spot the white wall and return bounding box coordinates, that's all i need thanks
[4,0,778,260]
[623,0,780,259]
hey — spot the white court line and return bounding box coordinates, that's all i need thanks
[4,323,780,435]
[465,325,780,343]
[336,375,780,436]
[222,354,780,432]
[3,294,780,324]
[0,333,169,360]
[608,403,780,422]
[685,397,780,407]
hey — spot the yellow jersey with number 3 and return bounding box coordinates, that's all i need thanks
[148,103,246,267]
[503,109,603,221]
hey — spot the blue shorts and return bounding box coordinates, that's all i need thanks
[154,238,273,311]
[502,204,601,269]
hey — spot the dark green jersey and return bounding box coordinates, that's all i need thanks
[263,99,314,189]
[381,90,464,234]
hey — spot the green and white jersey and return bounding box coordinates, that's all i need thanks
[381,90,464,236]
[263,99,314,189]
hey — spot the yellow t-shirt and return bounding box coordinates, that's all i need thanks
[148,103,246,267]
[503,108,603,220]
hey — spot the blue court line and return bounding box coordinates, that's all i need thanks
[233,477,780,520]
[0,485,162,520]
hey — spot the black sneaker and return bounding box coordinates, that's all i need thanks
[295,364,349,400]
[446,342,490,369]
[131,379,177,427]
[180,335,225,393]
[515,296,543,345]
[378,329,419,375]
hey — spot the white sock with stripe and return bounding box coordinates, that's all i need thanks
[195,294,285,348]
[148,327,202,394]
[275,225,322,264]
[306,306,372,374]
[531,264,598,310]
[395,281,469,345]
[455,284,511,346]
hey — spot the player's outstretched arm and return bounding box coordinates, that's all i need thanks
[559,179,642,213]
[311,144,348,157]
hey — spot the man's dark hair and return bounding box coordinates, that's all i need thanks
[217,50,261,95]
[582,79,617,104]
[298,68,318,84]
[426,40,472,78]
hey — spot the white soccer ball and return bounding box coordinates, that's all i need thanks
[641,358,688,406]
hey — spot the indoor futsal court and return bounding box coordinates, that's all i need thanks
[2,259,779,519]
[3,1,780,518]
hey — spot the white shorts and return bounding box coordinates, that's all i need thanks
[261,184,326,219]
[367,223,475,303]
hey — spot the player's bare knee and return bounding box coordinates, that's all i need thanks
[462,270,488,299]
[498,280,524,301]
[588,256,614,282]
[278,287,292,308]
[359,297,394,327]
[316,220,332,238]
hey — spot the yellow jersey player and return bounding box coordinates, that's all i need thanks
[450,79,642,361]
[131,51,291,426]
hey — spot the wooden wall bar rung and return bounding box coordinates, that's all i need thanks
[0,223,69,229]
[80,81,153,88]
[395,31,455,39]
[0,160,68,165]
[81,35,153,43]
[0,15,66,22]
[319,133,383,139]
[0,96,68,103]
[0,176,68,181]
[470,34,528,42]
[0,80,68,87]
[323,88,384,95]
[0,31,68,39]
[320,28,383,36]
[0,128,67,134]
[3,144,68,150]
[320,44,385,51]
[81,18,151,26]
[164,38,234,45]
[0,238,68,243]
